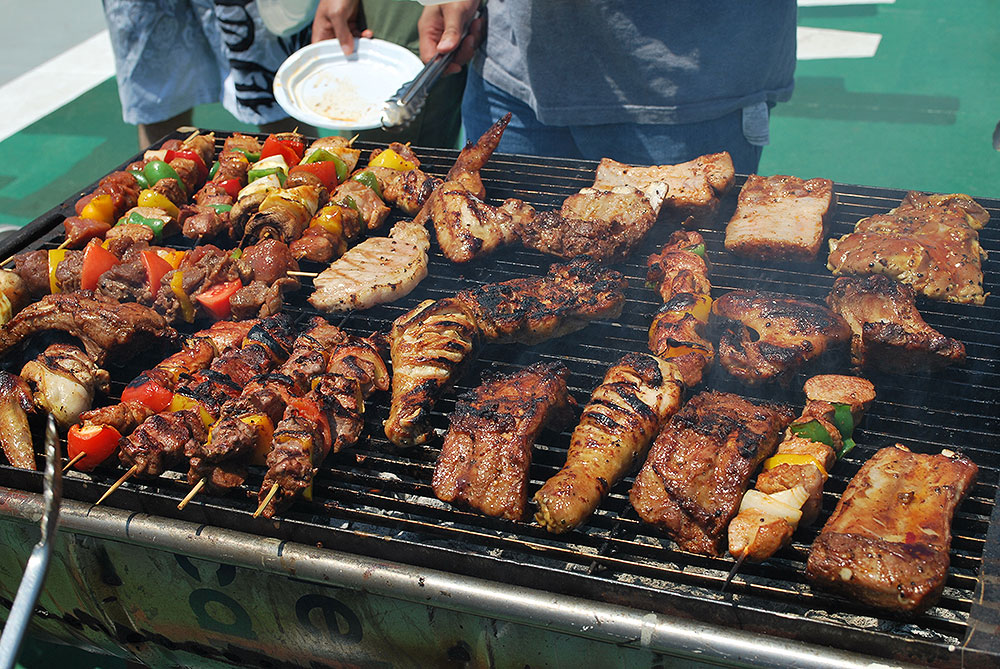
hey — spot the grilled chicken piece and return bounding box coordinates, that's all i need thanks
[20,344,109,428]
[827,192,990,304]
[0,371,36,469]
[711,290,851,385]
[243,184,324,244]
[0,269,27,324]
[0,290,176,365]
[308,220,430,313]
[728,375,876,562]
[806,445,977,613]
[592,152,735,224]
[433,362,576,521]
[534,353,685,533]
[826,274,966,373]
[443,112,511,199]
[367,164,441,215]
[724,174,835,262]
[458,257,626,345]
[629,391,794,555]
[385,297,480,447]
[517,186,657,263]
[332,179,389,231]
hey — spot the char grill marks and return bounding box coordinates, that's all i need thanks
[806,445,977,613]
[432,361,576,521]
[629,391,795,555]
[119,315,296,478]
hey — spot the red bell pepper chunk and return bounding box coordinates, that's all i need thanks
[216,178,242,199]
[67,423,122,472]
[140,249,174,294]
[166,148,209,182]
[289,162,340,191]
[121,376,174,412]
[261,134,304,166]
[193,279,242,320]
[80,240,119,291]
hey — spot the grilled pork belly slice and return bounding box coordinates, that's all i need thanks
[629,391,794,555]
[433,362,576,521]
[534,353,685,533]
[827,191,990,304]
[724,174,835,262]
[592,152,734,225]
[517,186,657,263]
[806,445,977,613]
[308,220,430,313]
[458,257,626,345]
[826,274,966,373]
[711,290,851,385]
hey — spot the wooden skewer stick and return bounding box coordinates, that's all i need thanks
[287,270,318,278]
[721,521,763,593]
[177,478,206,510]
[55,238,71,250]
[63,452,87,472]
[253,483,279,518]
[95,465,137,506]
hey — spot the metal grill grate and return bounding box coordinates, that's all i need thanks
[2,131,998,667]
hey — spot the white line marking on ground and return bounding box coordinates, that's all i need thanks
[0,30,115,143]
[798,0,894,6]
[797,26,883,60]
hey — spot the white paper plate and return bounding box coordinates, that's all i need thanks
[273,38,424,131]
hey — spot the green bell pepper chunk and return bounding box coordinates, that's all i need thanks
[128,168,150,190]
[208,203,233,214]
[304,148,348,182]
[232,147,261,162]
[689,242,706,258]
[338,195,360,216]
[117,210,166,239]
[247,166,287,185]
[230,248,242,260]
[352,170,382,199]
[831,403,855,439]
[209,160,220,179]
[789,419,835,447]
[837,438,857,459]
[143,159,187,195]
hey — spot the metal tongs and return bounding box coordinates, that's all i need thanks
[0,415,61,669]
[381,10,480,131]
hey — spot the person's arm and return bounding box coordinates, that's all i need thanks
[417,0,482,73]
[312,0,374,54]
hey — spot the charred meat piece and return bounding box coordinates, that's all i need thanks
[20,344,109,428]
[806,445,977,613]
[724,174,835,262]
[0,371,36,469]
[517,186,657,263]
[308,220,430,313]
[592,152,734,225]
[458,257,626,345]
[433,362,576,521]
[0,290,176,365]
[534,353,685,533]
[826,274,966,373]
[629,391,794,555]
[711,290,851,385]
[385,297,480,447]
[370,165,441,215]
[827,192,990,304]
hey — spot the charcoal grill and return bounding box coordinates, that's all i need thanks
[0,131,998,668]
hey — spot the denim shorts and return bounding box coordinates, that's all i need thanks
[461,66,767,174]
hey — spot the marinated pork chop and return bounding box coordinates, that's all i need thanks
[806,444,977,613]
[711,290,851,385]
[724,174,835,262]
[826,274,966,373]
[433,361,576,520]
[827,192,990,304]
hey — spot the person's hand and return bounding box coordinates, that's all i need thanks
[417,0,483,74]
[312,0,373,55]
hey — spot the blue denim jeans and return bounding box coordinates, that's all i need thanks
[462,67,766,174]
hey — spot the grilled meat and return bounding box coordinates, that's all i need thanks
[806,444,977,613]
[0,270,27,325]
[711,290,851,385]
[592,152,734,225]
[433,362,576,521]
[65,171,142,247]
[308,220,430,313]
[369,165,441,216]
[0,371,36,469]
[20,344,109,428]
[629,391,794,555]
[332,179,389,231]
[385,297,480,447]
[458,257,626,345]
[826,274,966,373]
[728,375,876,562]
[827,191,990,304]
[534,353,685,533]
[517,186,657,263]
[724,174,835,262]
[0,290,176,365]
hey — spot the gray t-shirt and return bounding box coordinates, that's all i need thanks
[475,0,797,126]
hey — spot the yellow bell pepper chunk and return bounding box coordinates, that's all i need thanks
[169,393,215,427]
[762,452,828,477]
[661,343,710,360]
[137,189,180,220]
[241,414,275,466]
[80,193,116,224]
[368,148,416,171]
[310,205,344,236]
[689,295,713,323]
[170,270,196,323]
[48,249,68,294]
[162,249,187,269]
